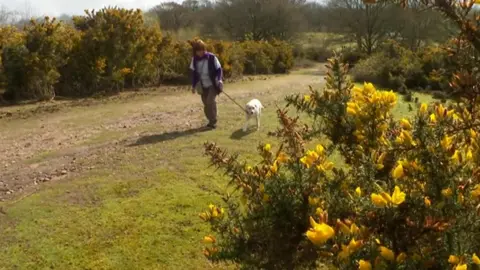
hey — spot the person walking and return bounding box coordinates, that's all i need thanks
[189,39,223,129]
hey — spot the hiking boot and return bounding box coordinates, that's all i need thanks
[206,123,217,129]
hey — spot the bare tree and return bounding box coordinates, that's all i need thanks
[217,0,306,41]
[327,0,391,54]
[390,2,453,51]
[0,5,19,25]
[149,2,194,32]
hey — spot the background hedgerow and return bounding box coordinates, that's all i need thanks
[0,7,294,102]
[2,17,76,101]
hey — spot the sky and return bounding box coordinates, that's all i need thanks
[0,0,162,17]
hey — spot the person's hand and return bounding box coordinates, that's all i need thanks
[218,81,224,93]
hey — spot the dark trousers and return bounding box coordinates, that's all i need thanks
[201,86,217,125]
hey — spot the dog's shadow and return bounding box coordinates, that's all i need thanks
[230,128,256,140]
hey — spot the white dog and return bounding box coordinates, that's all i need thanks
[243,99,264,132]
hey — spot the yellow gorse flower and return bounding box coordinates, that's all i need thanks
[392,163,405,179]
[471,184,480,198]
[203,235,216,244]
[424,197,431,207]
[448,255,460,264]
[473,253,480,265]
[263,144,271,152]
[379,246,395,261]
[309,196,320,206]
[337,219,360,235]
[269,161,278,174]
[470,129,477,139]
[276,152,289,163]
[395,130,417,146]
[390,186,406,205]
[466,148,474,161]
[451,150,462,165]
[300,150,319,168]
[442,188,453,198]
[455,264,467,270]
[316,144,325,155]
[338,238,363,260]
[358,259,372,270]
[303,95,311,102]
[306,217,335,246]
[400,118,412,130]
[355,187,362,197]
[441,135,454,150]
[419,103,428,114]
[371,193,388,207]
[120,67,132,75]
[371,186,406,207]
[300,145,333,173]
[346,83,397,150]
[396,252,407,263]
[374,152,387,170]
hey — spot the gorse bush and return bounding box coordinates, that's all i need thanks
[240,40,293,75]
[2,18,76,101]
[0,7,294,102]
[206,40,245,78]
[0,26,24,90]
[157,34,191,84]
[60,8,162,96]
[201,55,480,269]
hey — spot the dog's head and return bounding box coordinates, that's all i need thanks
[245,104,257,115]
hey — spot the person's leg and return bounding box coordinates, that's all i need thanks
[205,86,217,127]
[201,90,209,124]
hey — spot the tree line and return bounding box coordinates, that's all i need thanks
[146,0,454,52]
[2,0,454,54]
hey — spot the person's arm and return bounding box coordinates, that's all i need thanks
[189,58,198,93]
[213,56,223,92]
[214,56,223,82]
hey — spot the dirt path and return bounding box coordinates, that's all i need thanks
[0,65,326,202]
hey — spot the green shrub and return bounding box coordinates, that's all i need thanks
[200,54,480,270]
[271,40,294,73]
[304,46,333,62]
[351,40,425,91]
[157,35,191,84]
[241,40,275,74]
[350,53,386,85]
[207,40,245,78]
[2,18,75,101]
[0,26,25,91]
[60,8,162,96]
[339,47,366,67]
[0,9,295,101]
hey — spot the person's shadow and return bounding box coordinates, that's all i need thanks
[230,128,256,140]
[129,127,210,146]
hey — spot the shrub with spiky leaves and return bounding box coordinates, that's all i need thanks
[61,7,162,96]
[201,53,480,269]
[0,26,25,91]
[2,17,76,101]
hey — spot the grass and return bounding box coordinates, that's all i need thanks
[0,73,437,269]
[298,32,354,50]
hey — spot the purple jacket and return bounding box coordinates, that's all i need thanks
[191,52,223,92]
